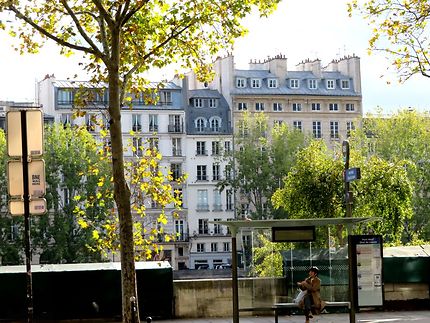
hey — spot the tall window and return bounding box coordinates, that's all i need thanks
[198,219,209,234]
[313,121,322,138]
[308,79,318,89]
[210,117,221,132]
[175,219,184,241]
[237,102,247,111]
[212,164,221,181]
[292,103,302,112]
[175,188,183,207]
[347,121,355,133]
[197,190,209,211]
[224,141,231,153]
[223,242,230,251]
[293,121,302,131]
[85,113,96,132]
[133,137,143,156]
[226,189,233,210]
[211,242,218,252]
[212,141,220,155]
[213,190,222,210]
[195,117,205,132]
[170,163,182,181]
[61,113,73,126]
[149,114,158,132]
[273,102,282,112]
[290,79,299,88]
[329,103,339,111]
[196,141,207,155]
[132,114,141,131]
[197,243,205,252]
[214,218,222,234]
[149,137,158,150]
[255,102,265,111]
[197,165,207,181]
[311,103,321,111]
[172,138,182,156]
[330,121,339,139]
[168,114,182,132]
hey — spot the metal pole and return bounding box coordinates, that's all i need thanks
[21,111,33,323]
[343,141,355,322]
[231,227,239,323]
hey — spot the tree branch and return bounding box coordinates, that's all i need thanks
[59,0,105,60]
[8,5,96,55]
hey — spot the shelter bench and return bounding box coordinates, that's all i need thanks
[239,301,351,323]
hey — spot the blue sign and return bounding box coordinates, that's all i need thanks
[345,167,361,182]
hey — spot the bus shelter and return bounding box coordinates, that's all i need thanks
[215,217,379,323]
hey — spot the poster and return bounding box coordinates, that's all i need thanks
[352,235,384,307]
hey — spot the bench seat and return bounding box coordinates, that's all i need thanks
[239,301,351,323]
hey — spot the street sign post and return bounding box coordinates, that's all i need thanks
[6,108,45,323]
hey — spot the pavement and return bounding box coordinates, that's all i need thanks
[153,311,430,323]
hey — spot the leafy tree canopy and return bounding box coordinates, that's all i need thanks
[349,0,430,81]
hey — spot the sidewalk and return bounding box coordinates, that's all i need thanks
[155,311,430,322]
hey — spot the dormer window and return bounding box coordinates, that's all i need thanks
[341,79,350,89]
[236,78,246,88]
[308,79,318,89]
[194,98,203,108]
[251,79,261,88]
[208,98,217,108]
[290,79,300,88]
[268,79,278,88]
[326,79,335,89]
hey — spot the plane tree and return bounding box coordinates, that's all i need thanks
[349,0,430,81]
[0,1,281,320]
[218,112,308,220]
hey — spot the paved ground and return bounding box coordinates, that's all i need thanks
[154,311,430,323]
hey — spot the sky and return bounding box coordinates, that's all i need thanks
[0,0,429,114]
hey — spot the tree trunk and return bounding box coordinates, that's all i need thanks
[108,28,140,323]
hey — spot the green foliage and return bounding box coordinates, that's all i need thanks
[272,139,414,245]
[219,112,308,219]
[272,141,344,220]
[350,109,430,242]
[349,0,430,81]
[252,232,289,277]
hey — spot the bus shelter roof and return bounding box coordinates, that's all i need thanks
[215,217,378,233]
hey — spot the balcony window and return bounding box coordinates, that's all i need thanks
[330,121,339,139]
[149,114,158,132]
[172,138,182,156]
[212,164,221,181]
[197,190,209,211]
[170,163,182,181]
[313,121,322,139]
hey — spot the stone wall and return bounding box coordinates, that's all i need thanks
[173,278,429,318]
